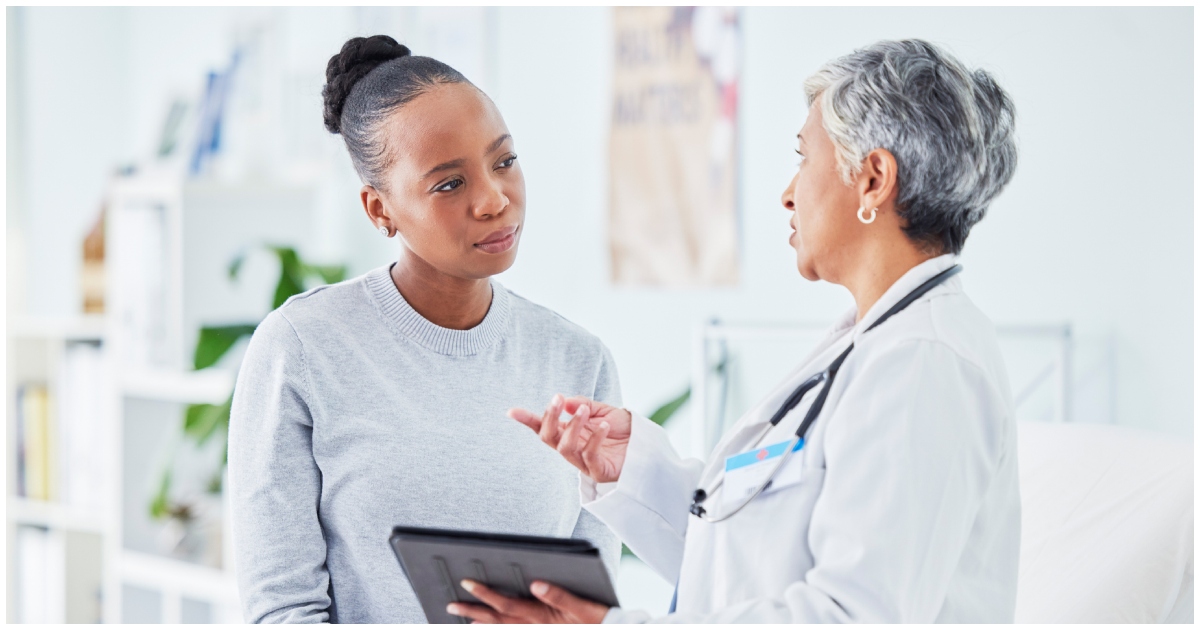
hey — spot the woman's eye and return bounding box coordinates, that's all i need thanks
[435,178,463,193]
[498,155,517,169]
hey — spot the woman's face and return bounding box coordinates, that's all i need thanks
[780,101,863,282]
[372,82,526,280]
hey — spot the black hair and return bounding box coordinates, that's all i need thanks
[322,35,470,189]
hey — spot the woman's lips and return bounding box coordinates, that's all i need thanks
[475,225,519,254]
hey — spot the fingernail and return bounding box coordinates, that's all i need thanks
[447,604,461,615]
[460,579,475,592]
[579,404,590,417]
[553,393,564,405]
[600,421,610,430]
[530,581,549,596]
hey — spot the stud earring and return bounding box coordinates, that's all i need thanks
[857,207,877,224]
[379,225,390,237]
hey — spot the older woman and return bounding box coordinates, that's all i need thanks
[450,39,1021,623]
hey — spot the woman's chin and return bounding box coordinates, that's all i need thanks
[795,254,820,282]
[469,248,519,278]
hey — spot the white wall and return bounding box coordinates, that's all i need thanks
[489,6,1194,438]
[15,8,132,318]
[10,7,1193,438]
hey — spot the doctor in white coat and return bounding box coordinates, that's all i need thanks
[450,39,1023,624]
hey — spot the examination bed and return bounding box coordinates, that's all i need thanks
[1014,421,1193,623]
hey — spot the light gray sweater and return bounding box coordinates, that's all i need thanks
[228,265,622,623]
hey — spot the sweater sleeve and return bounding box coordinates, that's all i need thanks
[228,311,331,623]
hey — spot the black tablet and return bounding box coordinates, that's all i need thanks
[389,526,620,624]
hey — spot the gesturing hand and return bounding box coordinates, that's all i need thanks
[508,395,632,484]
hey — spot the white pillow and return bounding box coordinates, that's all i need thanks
[1014,421,1193,623]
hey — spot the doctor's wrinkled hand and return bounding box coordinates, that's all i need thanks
[507,395,632,483]
[448,579,608,624]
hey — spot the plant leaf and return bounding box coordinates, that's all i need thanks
[306,264,347,285]
[149,470,172,519]
[228,249,247,281]
[648,387,690,426]
[270,246,306,309]
[193,324,257,370]
[184,396,231,446]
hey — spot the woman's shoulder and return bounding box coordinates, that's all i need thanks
[499,286,611,358]
[874,289,1008,392]
[260,270,377,338]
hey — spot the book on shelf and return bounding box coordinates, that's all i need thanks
[17,384,55,501]
[16,524,67,623]
[15,342,108,509]
[110,197,175,369]
[58,341,108,510]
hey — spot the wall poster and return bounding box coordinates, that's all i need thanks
[609,7,741,287]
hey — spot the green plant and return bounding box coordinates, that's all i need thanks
[150,246,346,520]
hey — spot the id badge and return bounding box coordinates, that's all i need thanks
[720,438,804,511]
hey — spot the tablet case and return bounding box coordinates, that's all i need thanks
[389,526,620,624]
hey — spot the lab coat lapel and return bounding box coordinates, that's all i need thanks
[850,254,959,342]
[695,313,858,488]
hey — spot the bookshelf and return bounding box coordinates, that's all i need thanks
[6,318,108,623]
[6,172,319,623]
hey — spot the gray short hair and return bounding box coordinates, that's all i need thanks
[804,39,1017,254]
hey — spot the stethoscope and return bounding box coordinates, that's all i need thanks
[688,264,963,523]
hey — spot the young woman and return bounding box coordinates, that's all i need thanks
[227,35,621,623]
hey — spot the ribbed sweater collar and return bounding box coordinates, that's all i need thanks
[365,265,511,357]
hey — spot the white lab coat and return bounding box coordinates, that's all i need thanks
[584,254,1022,623]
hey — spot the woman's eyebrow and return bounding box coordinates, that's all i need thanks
[486,134,512,155]
[423,158,465,179]
[422,135,512,180]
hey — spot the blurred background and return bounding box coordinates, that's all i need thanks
[5,6,1192,624]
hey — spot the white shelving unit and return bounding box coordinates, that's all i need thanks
[6,317,109,623]
[7,172,319,623]
[7,496,106,535]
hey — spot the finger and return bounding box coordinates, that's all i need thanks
[507,408,543,433]
[561,396,598,415]
[538,394,564,446]
[530,581,610,622]
[556,404,591,467]
[447,602,503,624]
[461,580,544,620]
[580,421,610,477]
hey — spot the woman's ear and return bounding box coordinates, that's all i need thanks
[858,148,899,213]
[361,185,391,230]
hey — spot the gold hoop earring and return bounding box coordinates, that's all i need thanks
[857,207,877,224]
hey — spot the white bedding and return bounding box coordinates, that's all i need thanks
[1015,421,1193,623]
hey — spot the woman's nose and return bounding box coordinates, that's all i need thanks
[474,179,509,220]
[781,174,797,211]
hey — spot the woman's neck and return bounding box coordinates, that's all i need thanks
[844,240,938,324]
[389,250,492,330]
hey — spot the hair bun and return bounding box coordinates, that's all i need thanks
[322,35,411,134]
